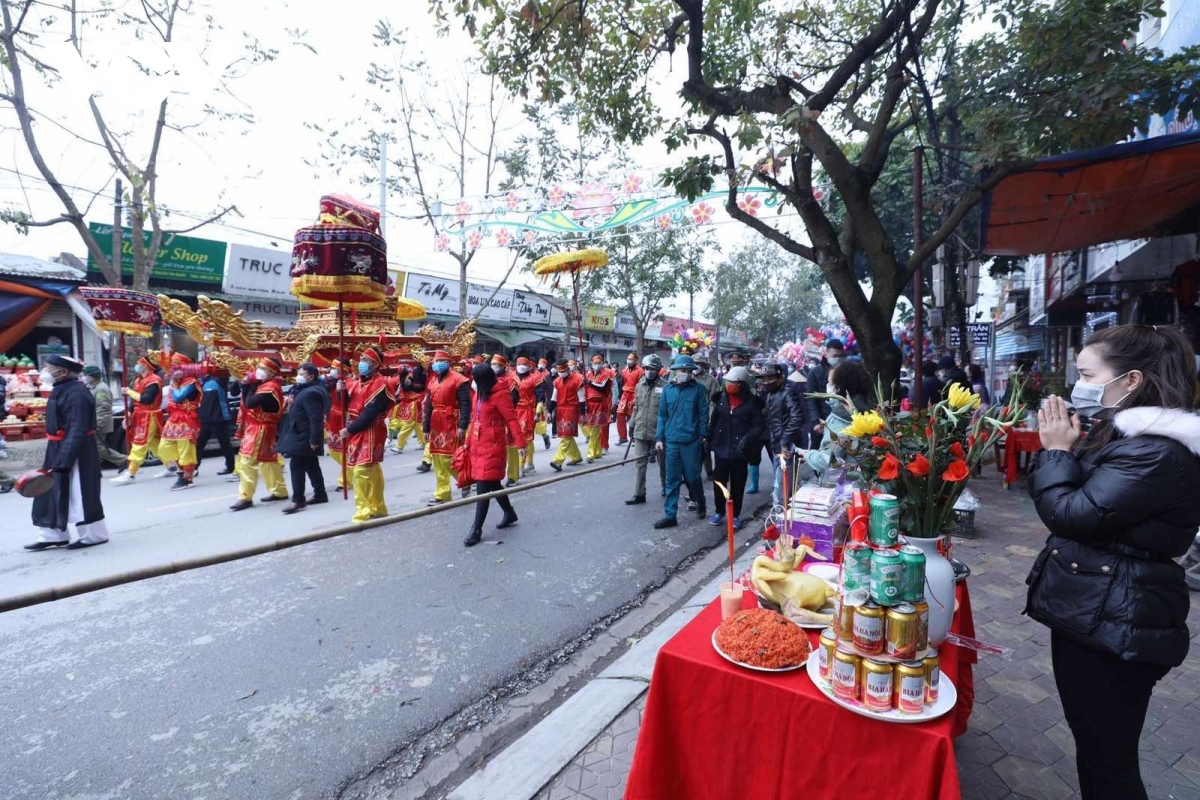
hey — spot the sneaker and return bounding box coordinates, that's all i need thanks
[426,497,446,507]
[549,461,563,472]
[217,467,234,476]
[709,513,725,526]
[169,476,193,491]
[111,473,136,485]
[523,465,536,475]
[687,499,698,511]
[415,462,432,474]
[732,517,742,531]
[505,478,518,487]
[225,473,241,483]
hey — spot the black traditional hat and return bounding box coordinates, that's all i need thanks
[45,354,84,373]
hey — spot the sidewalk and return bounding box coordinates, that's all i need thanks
[450,473,1200,800]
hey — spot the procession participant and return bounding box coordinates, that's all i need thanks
[81,365,125,469]
[625,354,665,505]
[337,347,393,522]
[277,363,330,514]
[195,369,237,478]
[423,349,471,505]
[324,359,348,490]
[615,353,643,446]
[462,363,526,547]
[514,357,540,475]
[392,360,427,454]
[158,354,202,491]
[111,354,164,485]
[538,358,555,445]
[490,354,524,486]
[548,358,585,471]
[653,354,709,529]
[581,355,613,463]
[229,355,289,511]
[24,355,111,551]
[707,366,766,531]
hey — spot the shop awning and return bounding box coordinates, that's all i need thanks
[993,329,1045,358]
[981,131,1200,257]
[475,326,564,349]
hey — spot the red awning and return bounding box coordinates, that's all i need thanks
[980,131,1200,257]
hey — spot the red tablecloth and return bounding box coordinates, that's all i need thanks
[625,582,976,800]
[1003,429,1043,488]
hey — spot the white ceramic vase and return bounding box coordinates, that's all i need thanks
[906,535,956,647]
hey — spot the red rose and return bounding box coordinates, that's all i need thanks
[878,453,900,481]
[871,436,891,448]
[925,426,933,438]
[907,454,931,477]
[949,441,965,459]
[942,459,970,482]
[967,434,976,448]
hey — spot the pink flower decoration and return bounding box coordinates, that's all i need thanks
[466,230,483,249]
[435,233,450,252]
[623,174,643,194]
[547,185,566,207]
[495,227,511,247]
[690,202,715,225]
[454,201,471,222]
[737,195,762,217]
[655,215,672,230]
[504,192,520,212]
[573,182,617,221]
[523,230,537,243]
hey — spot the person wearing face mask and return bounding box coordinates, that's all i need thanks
[548,358,586,470]
[706,366,766,530]
[802,338,843,459]
[276,363,330,514]
[24,355,111,551]
[1025,325,1200,800]
[195,369,237,479]
[759,362,805,506]
[626,354,665,505]
[538,358,555,446]
[323,360,349,491]
[462,363,526,546]
[157,354,202,491]
[582,355,614,463]
[936,355,970,403]
[616,353,643,446]
[796,360,873,478]
[422,349,472,505]
[81,365,125,469]
[389,360,427,455]
[514,356,541,474]
[490,355,524,486]
[335,347,393,522]
[111,355,164,485]
[652,355,709,528]
[229,355,289,511]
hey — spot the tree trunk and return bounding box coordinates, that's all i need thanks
[635,323,646,357]
[458,258,469,320]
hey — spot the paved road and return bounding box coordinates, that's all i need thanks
[0,432,759,799]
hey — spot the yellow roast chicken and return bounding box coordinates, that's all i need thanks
[750,536,836,624]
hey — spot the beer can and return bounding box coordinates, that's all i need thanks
[832,647,862,702]
[899,544,927,602]
[869,547,903,606]
[852,601,885,655]
[913,600,930,653]
[885,602,919,661]
[862,658,894,713]
[923,653,941,705]
[868,493,900,548]
[818,627,837,683]
[837,588,869,641]
[842,542,873,592]
[896,661,926,715]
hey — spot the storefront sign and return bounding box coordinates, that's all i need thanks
[588,332,638,351]
[404,271,523,322]
[659,315,717,339]
[946,323,994,349]
[223,243,292,300]
[85,222,226,289]
[510,290,567,327]
[229,299,302,329]
[584,305,616,332]
[614,310,638,336]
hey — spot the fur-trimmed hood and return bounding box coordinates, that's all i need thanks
[1113,406,1200,456]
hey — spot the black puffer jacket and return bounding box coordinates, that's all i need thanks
[707,391,766,465]
[762,382,803,455]
[1024,406,1200,667]
[276,381,330,458]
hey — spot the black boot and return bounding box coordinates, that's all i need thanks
[416,461,432,473]
[496,509,518,530]
[543,434,551,450]
[625,495,646,505]
[463,527,483,547]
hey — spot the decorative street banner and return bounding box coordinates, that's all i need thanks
[432,178,828,252]
[224,243,292,300]
[85,222,227,289]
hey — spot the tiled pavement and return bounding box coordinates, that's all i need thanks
[532,474,1200,800]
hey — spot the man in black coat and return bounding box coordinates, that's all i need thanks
[25,354,110,550]
[803,338,843,445]
[759,362,804,506]
[937,355,970,401]
[196,371,237,477]
[276,363,330,514]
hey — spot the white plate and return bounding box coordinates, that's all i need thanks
[789,599,838,630]
[801,562,841,584]
[804,651,957,724]
[711,630,807,673]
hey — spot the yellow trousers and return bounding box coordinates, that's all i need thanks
[535,419,548,436]
[553,436,582,465]
[523,441,535,468]
[387,417,402,435]
[395,421,425,451]
[350,463,387,522]
[237,454,288,501]
[422,442,432,464]
[157,438,197,476]
[126,420,160,475]
[582,425,602,460]
[329,449,346,489]
[431,453,455,501]
[507,446,521,482]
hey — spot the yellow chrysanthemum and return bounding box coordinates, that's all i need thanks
[947,383,982,411]
[842,410,885,438]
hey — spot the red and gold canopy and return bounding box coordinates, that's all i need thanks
[291,194,389,309]
[77,286,160,337]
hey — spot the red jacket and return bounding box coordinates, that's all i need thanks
[467,388,525,481]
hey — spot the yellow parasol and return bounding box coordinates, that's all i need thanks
[533,248,609,357]
[394,297,427,321]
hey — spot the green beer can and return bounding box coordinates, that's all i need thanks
[842,542,872,592]
[899,544,927,602]
[869,547,904,606]
[868,493,901,548]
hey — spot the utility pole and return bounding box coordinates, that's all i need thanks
[913,147,925,408]
[112,178,123,287]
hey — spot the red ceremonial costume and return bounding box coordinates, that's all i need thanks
[345,373,392,467]
[467,387,525,481]
[427,369,470,455]
[240,378,284,462]
[616,363,644,441]
[584,367,614,428]
[129,370,165,448]
[553,371,584,437]
[516,372,540,444]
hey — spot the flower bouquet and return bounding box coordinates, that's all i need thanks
[816,383,1027,539]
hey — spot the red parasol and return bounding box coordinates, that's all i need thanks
[77,286,161,426]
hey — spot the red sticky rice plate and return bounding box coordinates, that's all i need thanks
[714,608,811,669]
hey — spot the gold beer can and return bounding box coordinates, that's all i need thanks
[818,626,838,683]
[885,603,919,661]
[912,600,930,653]
[923,653,941,705]
[832,647,862,702]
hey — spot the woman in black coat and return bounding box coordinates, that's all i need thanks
[1026,324,1200,800]
[276,363,331,514]
[706,366,765,530]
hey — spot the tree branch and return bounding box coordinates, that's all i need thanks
[167,206,239,235]
[807,0,921,112]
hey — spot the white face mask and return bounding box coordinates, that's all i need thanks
[296,375,309,385]
[255,368,270,381]
[673,371,693,384]
[827,356,843,367]
[134,364,145,375]
[1070,372,1131,416]
[491,364,504,374]
[40,369,54,384]
[517,365,530,375]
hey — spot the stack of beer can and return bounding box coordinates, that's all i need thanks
[813,491,940,715]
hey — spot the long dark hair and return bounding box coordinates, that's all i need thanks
[1081,324,1197,449]
[472,363,497,401]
